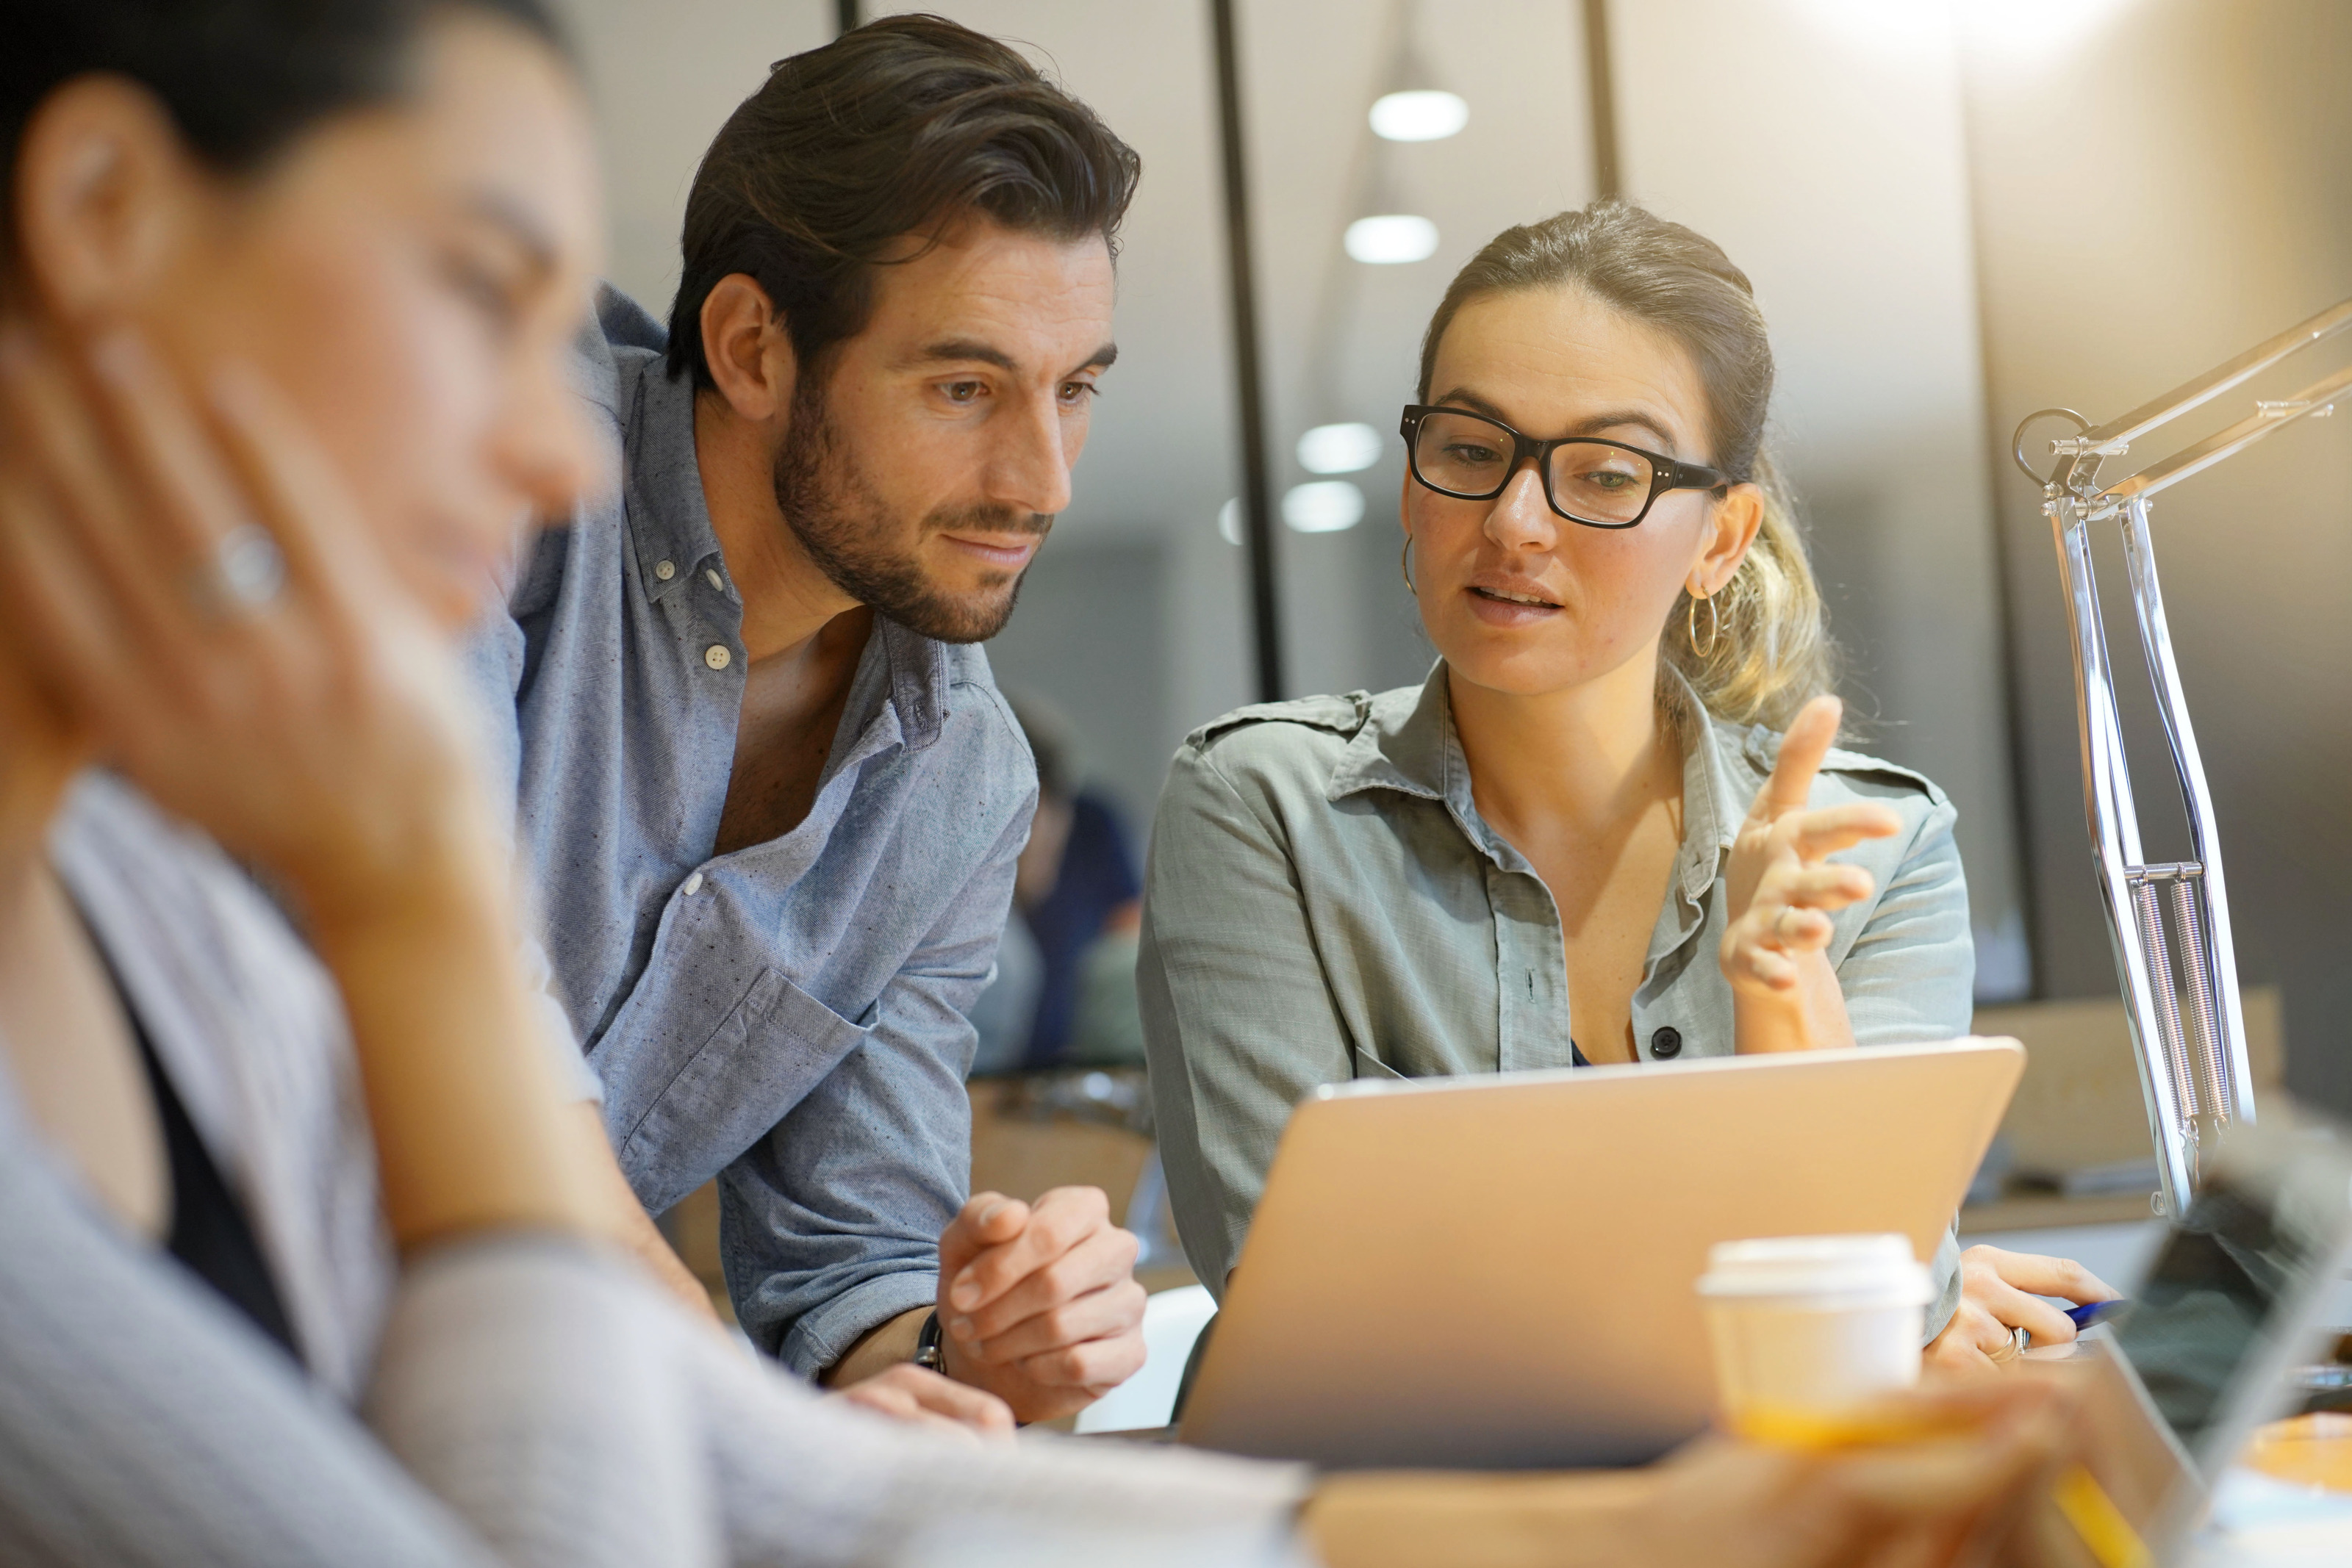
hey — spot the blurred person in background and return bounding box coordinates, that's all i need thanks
[969,690,1147,1076]
[464,15,1148,1423]
[1141,200,2115,1371]
[0,13,2093,1564]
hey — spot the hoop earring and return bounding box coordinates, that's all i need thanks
[1687,591,1721,658]
[1400,536,1416,594]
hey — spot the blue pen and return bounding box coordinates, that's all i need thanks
[2066,1300,2127,1329]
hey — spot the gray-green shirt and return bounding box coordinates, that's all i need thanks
[1138,663,1971,1333]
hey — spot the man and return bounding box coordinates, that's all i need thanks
[471,16,1145,1423]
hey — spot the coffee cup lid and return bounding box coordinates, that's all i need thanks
[1696,1234,1934,1303]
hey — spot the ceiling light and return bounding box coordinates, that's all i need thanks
[1283,481,1365,533]
[1369,89,1469,142]
[1344,215,1438,265]
[1218,498,1243,545]
[1297,422,1383,475]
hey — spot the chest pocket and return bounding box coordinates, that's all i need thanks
[617,967,877,1210]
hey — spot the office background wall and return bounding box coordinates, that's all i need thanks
[1960,0,2352,1111]
[553,0,2347,1101]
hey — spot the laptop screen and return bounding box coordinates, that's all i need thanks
[2107,1165,2339,1455]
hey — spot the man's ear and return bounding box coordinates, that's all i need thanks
[1690,481,1765,597]
[699,273,797,423]
[11,76,198,323]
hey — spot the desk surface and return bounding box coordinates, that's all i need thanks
[1960,1190,2162,1231]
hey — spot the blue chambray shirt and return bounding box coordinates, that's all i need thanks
[467,290,1035,1373]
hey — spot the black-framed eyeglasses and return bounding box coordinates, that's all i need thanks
[1399,404,1732,528]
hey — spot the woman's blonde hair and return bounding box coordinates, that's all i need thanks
[1416,199,1835,731]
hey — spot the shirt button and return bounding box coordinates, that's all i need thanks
[703,644,732,671]
[681,871,704,896]
[1651,1026,1683,1059]
[653,560,676,581]
[706,568,726,592]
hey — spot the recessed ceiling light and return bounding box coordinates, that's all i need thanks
[1283,481,1366,533]
[1369,89,1469,142]
[1344,215,1439,265]
[1297,422,1383,474]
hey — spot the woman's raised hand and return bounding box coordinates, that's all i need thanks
[1721,695,1901,1051]
[0,324,489,918]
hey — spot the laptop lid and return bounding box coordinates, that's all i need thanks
[1180,1037,2023,1470]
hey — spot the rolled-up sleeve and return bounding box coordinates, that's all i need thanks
[1139,742,1355,1298]
[724,796,1029,1374]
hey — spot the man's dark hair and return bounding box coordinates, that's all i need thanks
[665,14,1141,389]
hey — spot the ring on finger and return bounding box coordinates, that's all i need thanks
[1986,1325,2029,1364]
[186,522,285,619]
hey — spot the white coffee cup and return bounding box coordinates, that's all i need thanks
[1697,1234,1935,1447]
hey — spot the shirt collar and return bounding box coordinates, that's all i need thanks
[1329,660,1451,804]
[1661,663,1749,905]
[622,357,724,607]
[619,353,956,754]
[1328,657,1751,896]
[874,616,952,752]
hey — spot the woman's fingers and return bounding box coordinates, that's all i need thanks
[0,476,145,725]
[1753,694,1843,819]
[1965,1245,2119,1307]
[1765,861,1874,913]
[0,333,186,666]
[1782,802,1903,861]
[1724,916,1804,991]
[207,359,384,629]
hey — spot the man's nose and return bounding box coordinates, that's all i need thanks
[989,389,1075,519]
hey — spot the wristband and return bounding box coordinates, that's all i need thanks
[914,1309,946,1372]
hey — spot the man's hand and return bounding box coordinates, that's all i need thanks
[937,1187,1147,1423]
[1926,1245,2119,1373]
[827,1364,1014,1439]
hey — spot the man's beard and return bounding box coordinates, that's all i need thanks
[770,378,1050,644]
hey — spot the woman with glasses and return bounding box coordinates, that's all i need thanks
[1140,200,2113,1369]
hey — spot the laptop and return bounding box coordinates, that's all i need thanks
[1178,1037,2024,1470]
[2054,1111,2352,1556]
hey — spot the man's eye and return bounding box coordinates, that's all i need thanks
[1580,470,1635,489]
[1059,381,1099,404]
[1446,443,1502,465]
[944,381,985,403]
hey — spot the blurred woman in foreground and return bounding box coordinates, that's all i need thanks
[0,4,2076,1562]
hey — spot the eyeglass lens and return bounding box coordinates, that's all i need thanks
[1411,409,1655,525]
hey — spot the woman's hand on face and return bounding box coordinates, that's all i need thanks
[1720,696,1901,1009]
[1925,1245,2120,1374]
[0,325,489,920]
